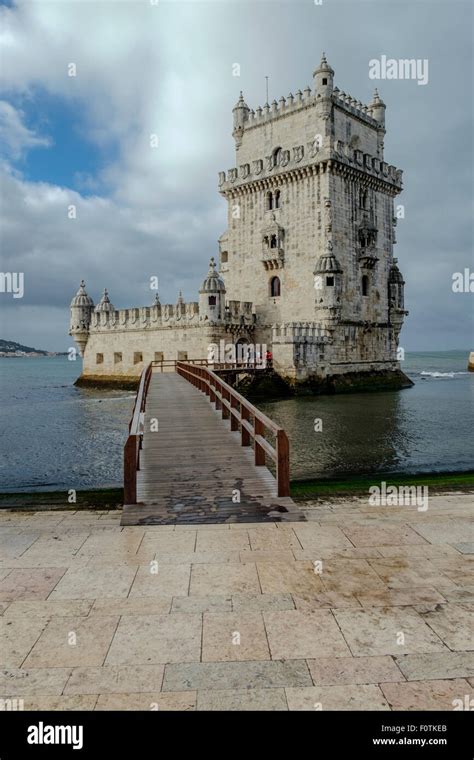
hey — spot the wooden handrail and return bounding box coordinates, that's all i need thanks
[151,358,267,372]
[176,361,290,497]
[124,362,153,504]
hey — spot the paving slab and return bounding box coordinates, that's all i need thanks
[0,667,71,695]
[264,609,351,659]
[0,568,67,601]
[394,652,474,681]
[64,664,165,695]
[202,612,270,661]
[162,660,312,691]
[307,655,402,686]
[197,688,287,711]
[414,603,474,651]
[1,616,49,668]
[190,563,260,596]
[105,613,202,665]
[22,615,119,668]
[333,607,448,656]
[380,678,473,710]
[128,564,190,598]
[95,692,196,710]
[49,565,137,600]
[4,600,93,619]
[286,684,390,711]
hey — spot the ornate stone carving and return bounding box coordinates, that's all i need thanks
[293,145,304,163]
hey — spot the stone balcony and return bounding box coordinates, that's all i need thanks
[262,247,284,271]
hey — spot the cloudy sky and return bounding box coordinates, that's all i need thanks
[0,0,472,351]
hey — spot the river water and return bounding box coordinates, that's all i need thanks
[0,351,472,491]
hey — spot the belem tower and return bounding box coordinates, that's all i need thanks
[70,54,411,392]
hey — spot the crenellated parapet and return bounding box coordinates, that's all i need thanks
[219,143,402,196]
[228,56,384,143]
[89,301,201,333]
[237,86,380,134]
[86,297,256,334]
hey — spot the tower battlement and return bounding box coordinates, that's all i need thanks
[236,85,380,134]
[221,57,400,196]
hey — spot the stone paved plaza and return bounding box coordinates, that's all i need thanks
[0,494,473,711]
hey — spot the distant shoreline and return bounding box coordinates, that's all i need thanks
[0,353,68,358]
[1,470,473,510]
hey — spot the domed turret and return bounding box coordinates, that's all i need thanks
[314,246,343,324]
[313,52,334,98]
[71,279,94,309]
[199,257,226,323]
[232,91,250,147]
[368,88,386,125]
[95,288,115,313]
[314,251,343,275]
[69,280,94,356]
[388,259,405,311]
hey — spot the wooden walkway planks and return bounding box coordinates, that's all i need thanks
[121,372,303,526]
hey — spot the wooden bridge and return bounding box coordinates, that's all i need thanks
[121,361,302,525]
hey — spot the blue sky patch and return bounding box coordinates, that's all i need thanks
[3,88,118,195]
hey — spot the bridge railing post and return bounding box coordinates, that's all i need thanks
[254,416,265,466]
[222,386,230,420]
[241,405,251,446]
[215,379,222,412]
[230,395,238,431]
[124,435,138,504]
[276,430,290,497]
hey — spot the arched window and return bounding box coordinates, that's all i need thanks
[274,189,281,209]
[270,234,278,249]
[360,189,368,210]
[208,295,216,305]
[362,275,369,297]
[273,147,282,168]
[266,191,273,210]
[270,276,281,297]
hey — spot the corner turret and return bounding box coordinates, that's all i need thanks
[368,88,386,125]
[313,52,334,98]
[314,245,343,325]
[69,280,94,356]
[232,91,250,148]
[368,89,386,157]
[199,257,226,323]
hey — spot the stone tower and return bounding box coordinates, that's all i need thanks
[218,53,408,384]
